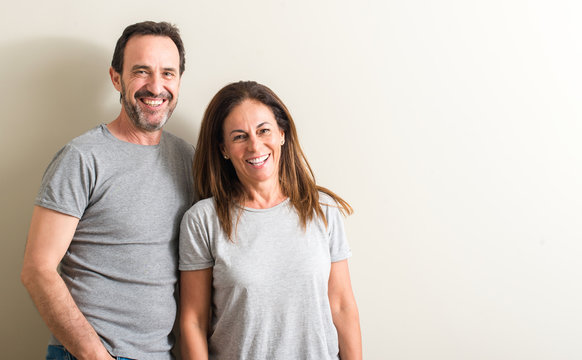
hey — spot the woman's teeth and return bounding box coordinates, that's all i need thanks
[247,154,269,165]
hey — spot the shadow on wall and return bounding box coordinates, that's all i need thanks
[0,38,113,359]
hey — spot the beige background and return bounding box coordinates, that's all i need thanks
[2,0,582,359]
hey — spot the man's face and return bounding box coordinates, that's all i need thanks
[112,35,181,132]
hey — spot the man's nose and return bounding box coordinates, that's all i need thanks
[146,73,164,96]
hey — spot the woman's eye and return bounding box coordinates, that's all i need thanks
[233,134,246,141]
[259,128,271,135]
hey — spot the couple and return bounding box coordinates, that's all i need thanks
[21,21,361,360]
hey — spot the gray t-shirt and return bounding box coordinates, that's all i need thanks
[179,194,351,360]
[35,124,195,360]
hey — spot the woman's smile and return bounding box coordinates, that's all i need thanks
[246,154,270,167]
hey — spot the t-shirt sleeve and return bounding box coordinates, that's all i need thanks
[179,208,215,271]
[326,204,352,262]
[34,144,92,219]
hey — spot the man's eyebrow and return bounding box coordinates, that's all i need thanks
[130,65,178,73]
[131,65,152,71]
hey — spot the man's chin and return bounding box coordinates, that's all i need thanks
[134,115,169,132]
[140,122,166,132]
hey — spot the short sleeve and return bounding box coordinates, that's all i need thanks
[179,208,215,271]
[326,204,352,262]
[34,144,92,219]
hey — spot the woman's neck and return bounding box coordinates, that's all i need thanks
[241,182,286,209]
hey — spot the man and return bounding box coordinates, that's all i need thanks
[21,21,194,360]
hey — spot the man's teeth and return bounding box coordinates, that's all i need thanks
[143,99,164,106]
[247,154,269,164]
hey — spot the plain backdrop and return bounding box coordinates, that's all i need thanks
[1,0,581,359]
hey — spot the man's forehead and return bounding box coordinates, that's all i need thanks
[123,35,180,68]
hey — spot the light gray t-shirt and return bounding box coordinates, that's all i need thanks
[179,194,351,360]
[35,124,195,360]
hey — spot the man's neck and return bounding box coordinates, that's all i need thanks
[107,114,162,146]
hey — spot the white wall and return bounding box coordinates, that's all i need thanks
[2,0,581,358]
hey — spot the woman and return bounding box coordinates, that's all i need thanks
[179,81,361,359]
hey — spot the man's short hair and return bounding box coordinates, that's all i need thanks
[111,21,186,76]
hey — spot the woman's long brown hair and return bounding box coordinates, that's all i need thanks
[193,81,352,239]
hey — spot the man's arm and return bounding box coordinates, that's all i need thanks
[328,259,362,360]
[21,206,113,360]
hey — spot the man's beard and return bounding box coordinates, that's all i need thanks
[121,81,177,132]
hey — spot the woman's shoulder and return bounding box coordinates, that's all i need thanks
[318,191,339,208]
[184,197,218,219]
[317,189,353,221]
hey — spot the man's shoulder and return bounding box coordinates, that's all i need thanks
[162,130,190,145]
[162,130,194,150]
[67,124,108,149]
[46,125,108,161]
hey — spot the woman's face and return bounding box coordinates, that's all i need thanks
[221,99,285,192]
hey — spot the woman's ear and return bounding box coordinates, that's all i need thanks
[220,144,228,159]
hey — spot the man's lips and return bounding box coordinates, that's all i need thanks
[135,89,172,108]
[141,98,165,107]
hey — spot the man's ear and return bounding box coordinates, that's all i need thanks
[109,67,122,92]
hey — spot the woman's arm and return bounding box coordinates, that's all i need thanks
[180,268,213,360]
[328,260,362,360]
